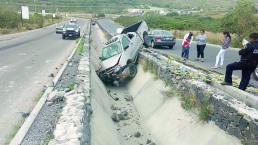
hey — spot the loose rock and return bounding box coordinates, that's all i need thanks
[146,139,152,144]
[125,95,133,101]
[134,131,141,138]
[111,104,119,110]
[111,113,120,122]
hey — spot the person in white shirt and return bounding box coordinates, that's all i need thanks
[196,30,207,62]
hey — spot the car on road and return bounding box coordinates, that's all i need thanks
[97,21,148,84]
[62,23,80,39]
[70,18,77,23]
[56,25,64,34]
[91,20,96,25]
[148,30,176,49]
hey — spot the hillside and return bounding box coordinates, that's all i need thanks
[1,0,258,13]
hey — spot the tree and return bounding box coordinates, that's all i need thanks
[221,0,257,46]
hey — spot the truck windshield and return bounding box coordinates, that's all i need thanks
[102,41,122,60]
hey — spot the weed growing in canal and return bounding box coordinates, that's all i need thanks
[142,59,149,72]
[198,96,211,122]
[163,88,180,98]
[68,82,76,90]
[142,58,159,79]
[240,138,258,145]
[41,132,54,145]
[4,118,26,145]
[181,94,198,111]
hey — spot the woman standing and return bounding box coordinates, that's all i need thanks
[181,32,194,60]
[212,32,231,69]
[196,30,207,62]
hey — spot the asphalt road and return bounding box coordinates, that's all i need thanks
[0,19,89,144]
[97,19,257,88]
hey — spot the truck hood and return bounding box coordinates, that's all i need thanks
[101,54,121,70]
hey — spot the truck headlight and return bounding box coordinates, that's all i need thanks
[75,29,79,33]
[63,28,67,33]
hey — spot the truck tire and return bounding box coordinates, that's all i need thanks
[62,35,65,40]
[253,67,258,81]
[128,64,137,79]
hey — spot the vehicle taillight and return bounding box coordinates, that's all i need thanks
[155,36,161,41]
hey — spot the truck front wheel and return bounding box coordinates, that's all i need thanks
[128,64,137,79]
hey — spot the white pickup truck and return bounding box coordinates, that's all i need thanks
[97,21,148,84]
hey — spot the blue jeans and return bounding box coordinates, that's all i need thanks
[181,47,189,59]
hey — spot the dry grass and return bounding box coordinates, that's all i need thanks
[171,30,239,48]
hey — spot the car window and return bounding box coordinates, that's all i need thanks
[153,31,161,35]
[102,41,122,60]
[162,31,172,36]
[122,36,130,49]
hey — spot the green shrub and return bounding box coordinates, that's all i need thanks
[181,94,197,110]
[0,6,19,29]
[115,14,222,32]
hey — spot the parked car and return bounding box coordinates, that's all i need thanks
[56,25,64,34]
[148,30,176,49]
[97,21,148,84]
[253,67,258,81]
[62,23,80,39]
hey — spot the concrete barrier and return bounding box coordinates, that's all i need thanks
[138,50,258,144]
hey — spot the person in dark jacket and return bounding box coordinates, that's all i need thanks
[221,32,258,90]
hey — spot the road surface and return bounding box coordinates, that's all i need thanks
[0,19,89,144]
[97,19,257,88]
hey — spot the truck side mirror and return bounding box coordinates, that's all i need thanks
[116,28,123,34]
[124,45,129,50]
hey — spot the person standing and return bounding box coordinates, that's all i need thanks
[212,32,231,69]
[221,32,258,90]
[181,32,193,60]
[196,30,207,62]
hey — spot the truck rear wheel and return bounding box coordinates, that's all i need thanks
[128,64,137,79]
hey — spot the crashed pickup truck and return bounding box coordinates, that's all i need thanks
[97,21,148,84]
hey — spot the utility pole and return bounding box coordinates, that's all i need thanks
[34,0,36,13]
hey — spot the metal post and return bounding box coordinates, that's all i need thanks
[34,0,36,13]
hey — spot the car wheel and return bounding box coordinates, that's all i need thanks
[253,67,258,81]
[128,64,137,79]
[151,41,155,48]
[169,45,174,49]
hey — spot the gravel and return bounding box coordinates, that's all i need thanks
[21,46,82,145]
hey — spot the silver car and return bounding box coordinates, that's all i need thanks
[98,21,148,84]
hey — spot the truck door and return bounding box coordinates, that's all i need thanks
[121,36,132,61]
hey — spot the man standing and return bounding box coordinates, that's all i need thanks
[221,32,258,90]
